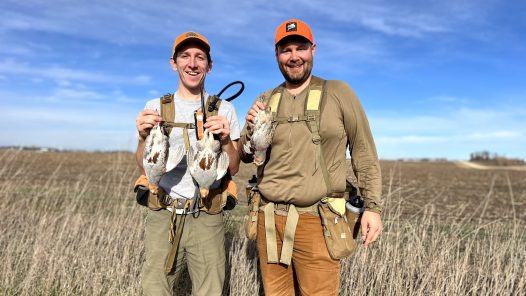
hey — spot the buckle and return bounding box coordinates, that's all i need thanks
[312,135,321,144]
[274,203,290,211]
[175,208,187,215]
[161,93,172,104]
[287,115,299,122]
[175,198,187,209]
[306,114,317,121]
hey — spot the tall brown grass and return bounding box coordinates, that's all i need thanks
[0,150,524,295]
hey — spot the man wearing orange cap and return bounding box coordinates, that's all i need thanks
[135,31,241,295]
[239,20,383,295]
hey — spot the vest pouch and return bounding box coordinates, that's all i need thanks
[133,175,166,210]
[200,189,226,215]
[223,176,238,211]
[146,185,166,211]
[201,176,238,214]
[223,195,237,211]
[318,202,357,259]
[135,185,149,207]
[244,190,261,241]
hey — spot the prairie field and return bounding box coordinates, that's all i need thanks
[0,150,525,295]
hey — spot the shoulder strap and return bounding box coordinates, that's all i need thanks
[160,93,194,150]
[267,83,285,118]
[160,93,175,133]
[304,77,332,196]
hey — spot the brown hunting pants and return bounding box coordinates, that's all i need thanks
[257,211,340,296]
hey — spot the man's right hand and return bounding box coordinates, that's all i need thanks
[245,101,268,131]
[136,109,162,141]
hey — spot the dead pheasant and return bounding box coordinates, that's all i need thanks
[143,125,184,185]
[243,105,274,166]
[187,130,229,198]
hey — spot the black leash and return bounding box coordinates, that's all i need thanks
[218,81,245,102]
[207,81,245,112]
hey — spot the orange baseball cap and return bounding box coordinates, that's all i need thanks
[275,19,314,45]
[171,31,211,59]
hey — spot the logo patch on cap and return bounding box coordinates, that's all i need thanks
[186,32,198,38]
[286,22,297,32]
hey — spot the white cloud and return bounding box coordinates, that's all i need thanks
[377,130,522,146]
[421,95,469,104]
[378,135,448,144]
[372,115,455,132]
[0,58,152,85]
[371,103,525,159]
[299,0,493,38]
[466,131,520,140]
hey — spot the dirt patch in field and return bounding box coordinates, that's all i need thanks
[454,160,526,171]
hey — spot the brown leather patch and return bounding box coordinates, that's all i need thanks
[196,112,204,140]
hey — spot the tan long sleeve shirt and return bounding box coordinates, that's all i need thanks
[240,77,382,213]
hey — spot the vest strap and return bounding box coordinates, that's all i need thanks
[264,203,279,263]
[305,78,331,195]
[280,204,298,265]
[165,199,192,274]
[160,94,175,135]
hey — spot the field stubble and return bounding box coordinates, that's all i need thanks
[0,150,524,295]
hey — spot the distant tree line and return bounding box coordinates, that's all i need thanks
[0,146,131,153]
[470,150,525,166]
[0,146,61,152]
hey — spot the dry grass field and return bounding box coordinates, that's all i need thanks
[0,150,525,295]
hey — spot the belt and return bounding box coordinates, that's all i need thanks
[171,208,197,215]
[259,202,319,216]
[166,197,199,215]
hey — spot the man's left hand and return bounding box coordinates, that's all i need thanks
[360,211,382,248]
[204,115,231,144]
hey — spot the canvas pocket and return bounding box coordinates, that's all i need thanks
[318,202,357,259]
[202,176,238,214]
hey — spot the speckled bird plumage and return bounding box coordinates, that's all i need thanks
[188,130,229,198]
[143,125,184,185]
[243,106,274,166]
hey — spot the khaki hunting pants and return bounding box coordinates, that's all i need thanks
[257,211,340,296]
[141,209,225,296]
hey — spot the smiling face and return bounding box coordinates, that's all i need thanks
[171,42,212,94]
[276,37,316,86]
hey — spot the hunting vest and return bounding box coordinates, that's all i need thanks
[158,93,237,214]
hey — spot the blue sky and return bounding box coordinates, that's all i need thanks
[1,0,525,160]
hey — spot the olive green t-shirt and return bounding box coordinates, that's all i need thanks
[240,77,382,213]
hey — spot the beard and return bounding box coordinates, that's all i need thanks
[279,61,313,85]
